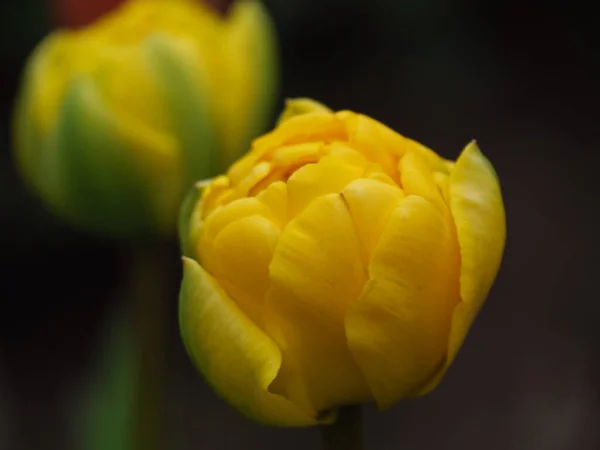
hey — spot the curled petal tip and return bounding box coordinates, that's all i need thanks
[277,98,333,124]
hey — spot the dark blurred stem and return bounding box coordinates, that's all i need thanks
[320,405,364,450]
[130,245,168,450]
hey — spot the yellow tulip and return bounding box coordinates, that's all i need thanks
[13,0,278,238]
[179,98,506,426]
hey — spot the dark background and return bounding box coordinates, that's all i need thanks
[1,0,599,449]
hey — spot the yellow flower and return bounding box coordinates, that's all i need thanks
[13,0,278,238]
[179,98,506,426]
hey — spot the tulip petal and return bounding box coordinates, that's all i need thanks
[200,175,231,217]
[198,197,275,272]
[227,112,346,186]
[340,178,405,263]
[212,215,280,327]
[413,141,506,395]
[267,193,372,413]
[201,197,275,245]
[326,141,370,166]
[277,98,333,124]
[338,111,450,173]
[399,151,445,211]
[179,181,205,258]
[179,257,320,426]
[339,112,400,181]
[247,143,324,200]
[346,195,460,409]
[253,113,346,157]
[28,31,71,135]
[12,35,68,215]
[256,181,288,226]
[286,156,365,219]
[218,0,279,167]
[433,171,451,205]
[51,77,165,237]
[95,39,172,149]
[144,35,218,187]
[271,142,324,167]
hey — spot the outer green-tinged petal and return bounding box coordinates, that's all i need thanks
[277,98,333,125]
[413,141,505,395]
[179,257,319,426]
[346,195,460,409]
[12,34,68,215]
[145,35,218,188]
[179,181,206,258]
[51,77,162,238]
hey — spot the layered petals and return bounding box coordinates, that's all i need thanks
[267,193,371,413]
[447,142,505,361]
[413,142,506,395]
[179,257,319,426]
[13,0,278,239]
[179,99,505,425]
[346,196,460,408]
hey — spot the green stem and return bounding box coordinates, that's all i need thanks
[320,405,364,450]
[129,244,169,450]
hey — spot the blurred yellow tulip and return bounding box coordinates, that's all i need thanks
[13,0,278,238]
[179,98,506,426]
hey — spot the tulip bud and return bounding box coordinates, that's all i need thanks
[13,0,278,239]
[179,99,506,425]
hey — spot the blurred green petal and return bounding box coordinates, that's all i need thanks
[13,34,68,215]
[219,0,279,166]
[145,34,218,188]
[51,77,160,238]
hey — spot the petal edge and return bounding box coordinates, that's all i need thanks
[411,141,506,396]
[179,257,321,426]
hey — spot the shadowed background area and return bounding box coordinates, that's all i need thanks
[1,0,599,449]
